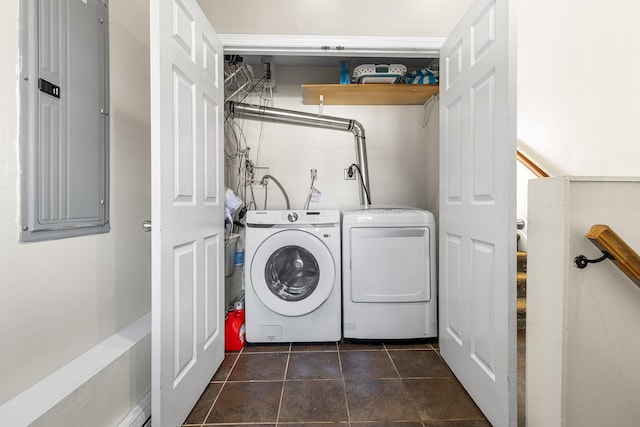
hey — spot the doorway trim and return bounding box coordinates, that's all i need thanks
[219,34,445,58]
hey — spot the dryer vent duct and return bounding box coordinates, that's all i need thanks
[228,101,371,207]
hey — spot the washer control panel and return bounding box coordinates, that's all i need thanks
[246,210,340,226]
[281,210,340,225]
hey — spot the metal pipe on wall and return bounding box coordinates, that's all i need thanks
[228,101,371,207]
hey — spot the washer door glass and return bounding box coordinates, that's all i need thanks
[265,245,319,301]
[250,229,335,317]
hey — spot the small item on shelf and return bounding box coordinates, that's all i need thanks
[339,60,351,84]
[352,64,407,84]
[405,67,439,85]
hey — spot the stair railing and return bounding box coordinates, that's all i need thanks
[517,149,550,178]
[574,224,640,288]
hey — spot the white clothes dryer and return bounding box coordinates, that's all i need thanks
[244,210,341,343]
[342,207,437,339]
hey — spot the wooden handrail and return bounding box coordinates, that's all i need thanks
[517,150,550,178]
[586,225,640,288]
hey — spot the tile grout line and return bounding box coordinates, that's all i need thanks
[383,344,450,426]
[383,343,403,380]
[198,349,243,427]
[274,343,292,426]
[336,342,352,427]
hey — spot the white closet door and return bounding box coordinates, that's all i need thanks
[150,0,225,425]
[438,0,517,425]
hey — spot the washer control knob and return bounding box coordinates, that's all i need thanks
[287,212,299,223]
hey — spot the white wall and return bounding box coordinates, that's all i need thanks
[227,66,439,213]
[0,0,151,424]
[527,177,640,427]
[518,0,640,176]
[517,0,640,244]
[199,0,473,38]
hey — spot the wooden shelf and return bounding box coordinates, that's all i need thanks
[301,84,439,105]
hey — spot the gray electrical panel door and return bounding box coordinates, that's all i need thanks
[20,0,109,242]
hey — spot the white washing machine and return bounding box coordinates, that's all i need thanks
[244,210,341,343]
[342,207,437,339]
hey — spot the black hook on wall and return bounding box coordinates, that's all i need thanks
[574,251,614,269]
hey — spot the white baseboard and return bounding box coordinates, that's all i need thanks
[0,313,151,425]
[117,391,151,427]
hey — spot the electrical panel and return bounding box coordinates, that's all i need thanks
[20,0,110,242]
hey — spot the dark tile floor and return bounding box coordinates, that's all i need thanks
[183,340,494,427]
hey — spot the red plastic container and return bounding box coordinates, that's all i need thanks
[225,309,246,351]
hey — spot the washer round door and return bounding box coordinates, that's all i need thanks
[250,229,335,316]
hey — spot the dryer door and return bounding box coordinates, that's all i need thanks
[349,226,431,303]
[250,229,335,316]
